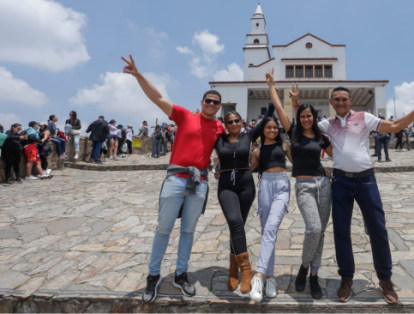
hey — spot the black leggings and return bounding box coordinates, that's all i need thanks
[395,135,403,150]
[2,146,21,179]
[126,140,132,154]
[218,170,256,255]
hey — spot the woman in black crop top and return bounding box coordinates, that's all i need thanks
[266,68,332,300]
[248,112,293,302]
[214,105,271,294]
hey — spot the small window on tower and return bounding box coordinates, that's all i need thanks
[305,66,313,78]
[325,65,333,78]
[256,23,259,27]
[286,66,294,78]
[254,39,260,44]
[296,66,304,78]
[315,66,323,77]
[306,42,313,49]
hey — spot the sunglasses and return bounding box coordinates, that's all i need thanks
[227,119,241,125]
[204,99,221,106]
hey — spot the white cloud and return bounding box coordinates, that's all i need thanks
[0,113,21,130]
[0,0,90,72]
[127,20,168,59]
[176,46,194,55]
[386,81,414,119]
[69,72,171,124]
[193,30,225,57]
[0,67,47,107]
[213,63,244,81]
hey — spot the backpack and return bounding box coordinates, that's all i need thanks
[39,142,52,157]
[377,132,389,140]
[155,130,162,140]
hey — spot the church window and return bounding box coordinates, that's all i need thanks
[315,66,323,77]
[254,39,260,44]
[305,66,313,78]
[256,23,259,27]
[324,65,332,77]
[295,66,304,78]
[306,42,313,49]
[286,66,294,78]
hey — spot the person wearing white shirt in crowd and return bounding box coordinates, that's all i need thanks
[317,86,414,304]
[126,125,134,156]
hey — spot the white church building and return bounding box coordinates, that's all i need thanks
[210,4,388,120]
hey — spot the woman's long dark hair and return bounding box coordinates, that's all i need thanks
[70,111,77,126]
[293,104,324,146]
[257,116,283,180]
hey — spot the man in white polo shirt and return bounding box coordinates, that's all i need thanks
[318,86,414,304]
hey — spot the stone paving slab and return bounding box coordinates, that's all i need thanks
[1,167,414,312]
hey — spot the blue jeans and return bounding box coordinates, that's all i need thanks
[51,138,66,156]
[378,138,389,160]
[332,171,392,281]
[64,124,80,152]
[152,137,161,157]
[374,137,380,155]
[148,176,208,276]
[90,141,103,161]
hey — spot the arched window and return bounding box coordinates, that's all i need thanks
[254,39,260,44]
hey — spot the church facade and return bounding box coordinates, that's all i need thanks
[210,4,388,121]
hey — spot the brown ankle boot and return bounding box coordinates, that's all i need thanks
[228,254,239,291]
[235,252,253,294]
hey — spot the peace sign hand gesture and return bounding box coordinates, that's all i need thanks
[289,82,299,104]
[121,54,140,78]
[266,68,275,86]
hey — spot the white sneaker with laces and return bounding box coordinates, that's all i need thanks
[250,275,263,302]
[26,175,38,180]
[74,154,79,159]
[46,169,52,176]
[265,277,277,298]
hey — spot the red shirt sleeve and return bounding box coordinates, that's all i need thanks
[170,105,190,126]
[217,120,226,134]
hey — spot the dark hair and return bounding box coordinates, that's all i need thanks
[293,104,324,146]
[11,123,21,131]
[223,111,242,124]
[331,86,351,99]
[0,124,3,133]
[257,116,283,180]
[70,111,77,126]
[49,114,56,121]
[203,90,222,103]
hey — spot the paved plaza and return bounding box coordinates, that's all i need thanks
[1,149,414,312]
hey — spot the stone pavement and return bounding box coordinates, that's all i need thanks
[1,163,414,311]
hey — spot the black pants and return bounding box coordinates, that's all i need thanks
[395,135,403,150]
[218,170,256,255]
[2,146,21,179]
[41,155,48,170]
[126,140,132,154]
[118,139,124,155]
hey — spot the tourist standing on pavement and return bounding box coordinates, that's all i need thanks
[85,116,109,164]
[2,123,26,184]
[151,125,162,158]
[48,115,67,159]
[38,122,53,176]
[377,117,391,162]
[403,127,411,150]
[64,111,81,159]
[126,125,134,156]
[248,106,293,303]
[213,105,270,294]
[395,129,404,151]
[318,86,414,304]
[108,119,118,159]
[266,69,332,300]
[122,54,225,303]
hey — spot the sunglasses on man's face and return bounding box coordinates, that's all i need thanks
[204,99,221,106]
[227,119,241,125]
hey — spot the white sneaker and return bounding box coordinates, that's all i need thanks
[26,175,38,180]
[250,275,263,302]
[265,277,277,299]
[46,169,52,176]
[74,154,79,159]
[40,174,49,180]
[63,153,69,158]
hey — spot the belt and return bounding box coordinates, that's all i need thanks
[220,167,250,186]
[333,168,374,178]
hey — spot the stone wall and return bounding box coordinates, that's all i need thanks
[0,135,153,182]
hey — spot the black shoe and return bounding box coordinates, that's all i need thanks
[378,158,381,162]
[6,178,14,185]
[173,272,196,296]
[88,158,96,163]
[310,274,323,299]
[14,177,23,184]
[95,160,102,164]
[295,265,309,292]
[371,154,378,157]
[142,274,162,304]
[386,158,392,162]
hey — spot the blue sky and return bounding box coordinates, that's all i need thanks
[0,0,413,132]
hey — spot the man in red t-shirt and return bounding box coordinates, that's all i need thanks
[122,55,225,303]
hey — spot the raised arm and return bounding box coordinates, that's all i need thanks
[122,54,173,117]
[266,68,291,132]
[290,83,300,119]
[379,111,414,133]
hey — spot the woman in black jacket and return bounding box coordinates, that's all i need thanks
[214,104,272,294]
[65,111,82,159]
[2,123,27,184]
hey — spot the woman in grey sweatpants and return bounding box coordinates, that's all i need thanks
[266,70,333,299]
